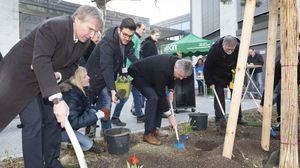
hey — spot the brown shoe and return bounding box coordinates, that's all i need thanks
[154,129,168,137]
[143,134,161,145]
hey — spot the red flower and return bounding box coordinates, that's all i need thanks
[130,155,138,165]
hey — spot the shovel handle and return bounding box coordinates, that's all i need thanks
[64,119,88,168]
[212,88,226,120]
[169,101,180,141]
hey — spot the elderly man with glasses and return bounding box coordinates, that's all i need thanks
[86,17,138,131]
[204,35,246,128]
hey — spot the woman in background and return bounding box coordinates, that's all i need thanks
[195,57,205,95]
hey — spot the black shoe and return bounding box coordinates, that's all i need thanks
[17,123,24,128]
[237,119,247,125]
[137,115,145,123]
[111,118,126,126]
[89,143,105,154]
[131,108,137,116]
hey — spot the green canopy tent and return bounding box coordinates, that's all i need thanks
[160,33,213,57]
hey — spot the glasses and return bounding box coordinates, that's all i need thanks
[120,31,134,39]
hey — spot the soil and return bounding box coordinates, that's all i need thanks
[0,109,295,168]
[60,109,283,168]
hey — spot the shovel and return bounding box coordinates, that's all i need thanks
[170,101,185,149]
[212,87,227,121]
[64,119,88,168]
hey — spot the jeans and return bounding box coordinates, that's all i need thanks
[196,80,204,94]
[95,87,111,110]
[95,87,112,132]
[112,85,144,118]
[61,130,93,151]
[252,72,263,96]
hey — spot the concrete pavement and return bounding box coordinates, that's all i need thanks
[0,93,258,160]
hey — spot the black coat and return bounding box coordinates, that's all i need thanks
[128,54,176,97]
[61,83,98,130]
[0,16,90,131]
[86,27,137,94]
[247,53,264,73]
[204,36,240,88]
[140,36,158,58]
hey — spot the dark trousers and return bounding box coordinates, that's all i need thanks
[20,95,63,168]
[132,77,168,135]
[196,80,204,95]
[214,86,242,121]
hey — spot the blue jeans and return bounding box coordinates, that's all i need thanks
[252,72,263,95]
[95,87,112,131]
[61,130,93,151]
[112,85,144,118]
[95,87,111,110]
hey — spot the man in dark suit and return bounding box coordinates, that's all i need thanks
[0,5,103,167]
[128,54,193,145]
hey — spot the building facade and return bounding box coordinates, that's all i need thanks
[0,0,150,55]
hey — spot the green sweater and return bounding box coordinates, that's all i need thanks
[126,34,141,68]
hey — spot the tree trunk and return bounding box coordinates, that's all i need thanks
[92,0,110,32]
[222,0,256,159]
[261,0,279,151]
[279,0,299,167]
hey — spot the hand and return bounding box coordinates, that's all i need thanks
[168,115,177,128]
[111,90,120,104]
[209,84,215,89]
[53,100,69,128]
[54,72,61,82]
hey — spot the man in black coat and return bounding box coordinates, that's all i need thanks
[140,28,160,58]
[0,5,103,167]
[247,48,264,97]
[204,35,245,127]
[86,18,138,127]
[128,54,193,145]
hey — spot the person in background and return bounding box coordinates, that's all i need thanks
[128,54,193,145]
[111,22,147,126]
[79,31,102,66]
[86,18,138,129]
[258,52,300,130]
[204,35,246,127]
[0,5,103,167]
[60,66,105,153]
[195,57,205,96]
[247,48,264,98]
[140,28,160,58]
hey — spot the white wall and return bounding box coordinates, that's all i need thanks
[191,0,202,37]
[0,0,19,56]
[220,0,238,37]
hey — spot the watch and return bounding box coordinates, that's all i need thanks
[52,97,63,104]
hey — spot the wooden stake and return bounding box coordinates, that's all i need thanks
[261,0,279,151]
[222,0,256,159]
[279,0,299,167]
